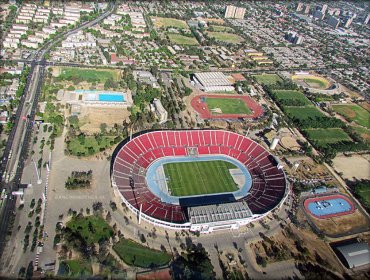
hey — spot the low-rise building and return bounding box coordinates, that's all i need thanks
[192,72,234,92]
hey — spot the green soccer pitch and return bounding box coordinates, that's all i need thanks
[163,160,239,196]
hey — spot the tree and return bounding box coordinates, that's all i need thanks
[92,201,103,212]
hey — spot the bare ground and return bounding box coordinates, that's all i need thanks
[332,155,370,180]
[79,107,131,134]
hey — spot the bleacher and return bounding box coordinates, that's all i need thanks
[112,130,286,224]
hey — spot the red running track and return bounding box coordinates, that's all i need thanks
[191,94,264,119]
[304,194,356,220]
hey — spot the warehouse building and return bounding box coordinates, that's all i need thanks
[192,72,234,92]
[334,242,370,269]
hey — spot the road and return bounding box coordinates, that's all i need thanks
[0,2,115,268]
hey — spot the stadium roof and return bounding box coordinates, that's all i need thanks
[193,72,232,87]
[188,201,252,224]
[336,242,370,268]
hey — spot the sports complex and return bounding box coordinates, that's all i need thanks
[191,95,264,119]
[111,130,288,233]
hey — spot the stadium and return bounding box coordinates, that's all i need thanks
[111,130,288,233]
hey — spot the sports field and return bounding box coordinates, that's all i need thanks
[304,128,352,146]
[163,160,238,196]
[207,31,244,44]
[57,67,119,83]
[206,97,252,115]
[284,106,325,121]
[272,90,311,106]
[113,239,171,268]
[167,33,199,45]
[304,195,355,219]
[151,16,188,29]
[208,25,234,32]
[333,104,370,128]
[292,75,330,89]
[253,74,283,85]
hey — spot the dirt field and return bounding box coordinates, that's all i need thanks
[310,210,369,236]
[332,155,370,180]
[79,107,131,134]
[280,136,300,151]
[204,18,225,24]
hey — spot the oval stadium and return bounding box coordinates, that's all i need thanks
[111,130,288,233]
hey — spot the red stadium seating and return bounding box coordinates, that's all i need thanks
[112,130,286,224]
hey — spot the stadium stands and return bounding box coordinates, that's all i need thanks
[112,130,286,225]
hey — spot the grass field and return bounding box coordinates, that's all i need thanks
[59,259,92,277]
[208,25,234,32]
[285,106,325,121]
[207,31,244,44]
[67,136,116,157]
[333,104,370,128]
[164,160,238,196]
[113,239,171,268]
[57,67,119,83]
[167,33,199,45]
[151,16,188,29]
[292,75,330,89]
[304,128,352,146]
[66,215,113,245]
[206,97,251,115]
[253,74,283,85]
[272,90,311,106]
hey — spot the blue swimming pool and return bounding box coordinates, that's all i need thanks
[99,94,124,102]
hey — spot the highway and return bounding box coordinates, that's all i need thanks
[0,2,115,264]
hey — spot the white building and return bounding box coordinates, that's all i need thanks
[21,40,38,48]
[193,72,234,92]
[61,31,96,48]
[12,24,28,31]
[3,41,18,48]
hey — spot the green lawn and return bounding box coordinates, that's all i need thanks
[113,239,171,268]
[207,31,244,44]
[301,77,328,89]
[206,97,251,115]
[209,25,234,32]
[333,104,370,128]
[272,90,311,106]
[57,67,119,83]
[284,106,325,121]
[304,128,352,147]
[253,74,283,85]
[163,160,238,196]
[59,259,92,278]
[67,136,116,157]
[66,215,113,245]
[167,33,199,45]
[151,16,188,29]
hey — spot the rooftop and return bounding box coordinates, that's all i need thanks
[188,201,252,224]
